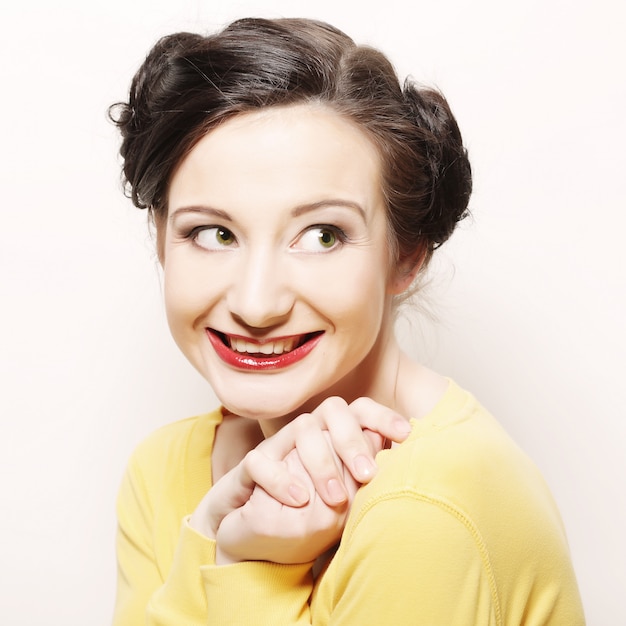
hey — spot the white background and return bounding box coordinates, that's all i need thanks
[0,0,623,623]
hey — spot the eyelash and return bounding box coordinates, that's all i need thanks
[297,224,348,251]
[185,225,236,247]
[181,223,349,251]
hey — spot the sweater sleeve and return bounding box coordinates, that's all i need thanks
[324,491,584,626]
[113,454,217,626]
[114,445,315,626]
[326,493,501,626]
[202,560,314,625]
[113,450,163,625]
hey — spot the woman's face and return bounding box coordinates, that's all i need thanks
[162,104,405,424]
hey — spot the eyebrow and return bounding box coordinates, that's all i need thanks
[291,199,367,221]
[169,200,367,223]
[169,206,232,223]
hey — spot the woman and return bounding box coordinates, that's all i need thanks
[111,17,584,624]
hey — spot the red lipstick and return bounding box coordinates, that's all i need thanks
[207,330,323,371]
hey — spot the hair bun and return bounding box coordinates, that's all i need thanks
[402,82,472,247]
[109,32,205,208]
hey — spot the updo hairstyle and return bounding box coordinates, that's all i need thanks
[110,17,472,268]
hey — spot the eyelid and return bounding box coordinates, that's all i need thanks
[292,224,348,252]
[188,224,237,250]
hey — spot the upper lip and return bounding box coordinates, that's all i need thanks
[211,329,312,345]
[209,329,323,352]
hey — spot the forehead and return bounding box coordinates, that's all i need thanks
[167,104,385,215]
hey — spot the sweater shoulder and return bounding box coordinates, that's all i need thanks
[128,409,222,473]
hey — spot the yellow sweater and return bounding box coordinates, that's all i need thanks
[113,381,584,625]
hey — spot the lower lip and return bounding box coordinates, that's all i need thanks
[206,330,323,371]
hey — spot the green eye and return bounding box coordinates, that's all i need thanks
[318,229,336,248]
[195,226,236,250]
[295,226,344,252]
[215,228,235,246]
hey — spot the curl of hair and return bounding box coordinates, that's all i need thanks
[109,17,471,264]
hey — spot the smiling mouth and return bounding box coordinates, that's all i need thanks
[216,331,320,355]
[207,330,323,370]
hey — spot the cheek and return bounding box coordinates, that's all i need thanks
[304,259,389,328]
[162,272,192,343]
[162,253,216,326]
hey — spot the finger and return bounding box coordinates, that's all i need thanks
[347,397,412,444]
[253,413,349,506]
[255,398,407,463]
[189,461,256,538]
[292,418,349,506]
[312,396,412,484]
[309,397,381,484]
[240,448,311,507]
[255,418,306,461]
[362,428,386,453]
[196,447,311,537]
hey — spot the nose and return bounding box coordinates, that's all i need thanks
[227,247,294,329]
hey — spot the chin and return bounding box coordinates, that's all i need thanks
[218,392,307,423]
[206,361,337,423]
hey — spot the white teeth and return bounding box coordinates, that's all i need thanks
[228,336,300,355]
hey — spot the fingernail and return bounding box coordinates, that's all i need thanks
[393,418,411,438]
[288,483,309,506]
[354,455,377,481]
[327,478,347,504]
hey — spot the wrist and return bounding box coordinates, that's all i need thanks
[215,543,242,566]
[189,509,218,540]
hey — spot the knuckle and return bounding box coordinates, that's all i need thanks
[292,412,314,435]
[242,449,264,477]
[259,460,285,491]
[349,396,374,412]
[321,396,349,412]
[310,396,348,423]
[243,448,259,468]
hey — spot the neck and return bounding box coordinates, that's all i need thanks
[257,322,408,438]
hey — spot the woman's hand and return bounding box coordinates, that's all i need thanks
[215,440,358,564]
[263,396,412,504]
[189,396,411,545]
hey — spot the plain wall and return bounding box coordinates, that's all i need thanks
[0,0,623,623]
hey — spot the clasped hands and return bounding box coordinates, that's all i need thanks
[189,397,411,566]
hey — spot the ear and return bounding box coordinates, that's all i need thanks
[387,245,428,295]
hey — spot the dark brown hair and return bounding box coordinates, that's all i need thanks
[110,17,471,265]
